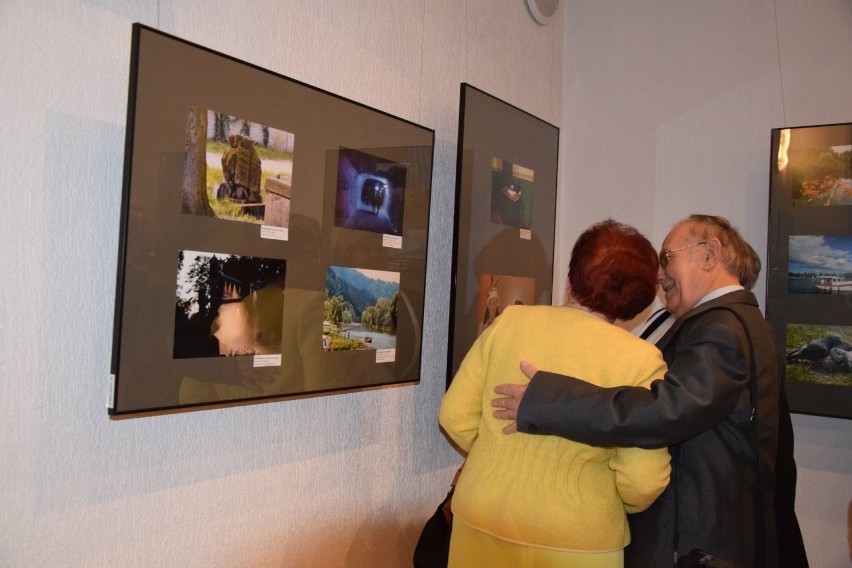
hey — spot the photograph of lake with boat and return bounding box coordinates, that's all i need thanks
[787,235,852,294]
[322,266,400,355]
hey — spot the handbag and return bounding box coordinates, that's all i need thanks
[413,464,463,568]
[675,549,740,567]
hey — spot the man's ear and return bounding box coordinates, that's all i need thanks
[704,238,722,267]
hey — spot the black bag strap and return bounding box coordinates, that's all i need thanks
[441,462,464,525]
[673,306,766,567]
[717,307,766,568]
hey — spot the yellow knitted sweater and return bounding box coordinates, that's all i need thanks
[439,305,671,552]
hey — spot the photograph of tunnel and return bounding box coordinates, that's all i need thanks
[333,147,407,236]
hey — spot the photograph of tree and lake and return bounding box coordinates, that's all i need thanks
[181,107,295,230]
[775,123,852,207]
[323,266,400,353]
[787,235,852,294]
[173,250,286,359]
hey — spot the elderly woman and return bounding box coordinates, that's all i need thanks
[439,220,670,568]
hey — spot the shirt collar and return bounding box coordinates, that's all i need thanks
[695,284,744,308]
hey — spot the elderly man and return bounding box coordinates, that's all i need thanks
[492,215,807,567]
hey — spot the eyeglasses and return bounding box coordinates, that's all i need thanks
[659,241,707,268]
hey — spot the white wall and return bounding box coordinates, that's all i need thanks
[558,1,852,566]
[2,0,849,565]
[0,1,562,566]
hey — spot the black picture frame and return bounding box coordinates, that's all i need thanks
[766,122,852,419]
[110,24,434,416]
[446,84,559,386]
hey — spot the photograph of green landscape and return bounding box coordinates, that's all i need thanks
[786,323,852,387]
[323,266,400,355]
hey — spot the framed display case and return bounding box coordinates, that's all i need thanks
[110,24,434,416]
[766,122,852,418]
[446,84,559,385]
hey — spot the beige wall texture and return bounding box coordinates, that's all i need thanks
[1,0,850,566]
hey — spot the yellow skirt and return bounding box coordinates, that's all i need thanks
[448,520,624,568]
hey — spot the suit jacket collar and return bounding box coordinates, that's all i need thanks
[656,289,759,351]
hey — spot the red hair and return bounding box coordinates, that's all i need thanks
[569,220,659,321]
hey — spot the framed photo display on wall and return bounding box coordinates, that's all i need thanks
[446,84,559,386]
[110,24,434,416]
[766,122,852,419]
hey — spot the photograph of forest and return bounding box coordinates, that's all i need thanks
[173,250,286,359]
[181,107,295,228]
[323,266,399,352]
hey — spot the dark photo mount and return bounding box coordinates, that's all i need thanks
[447,84,559,387]
[110,24,434,416]
[766,122,852,418]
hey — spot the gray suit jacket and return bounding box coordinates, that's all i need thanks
[518,290,807,567]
